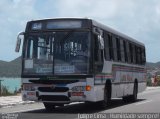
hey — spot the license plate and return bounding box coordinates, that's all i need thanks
[71,92,84,96]
[27,92,36,96]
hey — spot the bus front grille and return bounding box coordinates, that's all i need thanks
[40,95,70,101]
[38,87,69,92]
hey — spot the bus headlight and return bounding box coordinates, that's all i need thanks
[23,84,36,91]
[71,85,91,91]
[71,86,85,92]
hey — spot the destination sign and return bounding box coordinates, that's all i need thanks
[46,21,82,29]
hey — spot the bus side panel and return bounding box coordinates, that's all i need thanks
[85,78,103,102]
[93,85,105,102]
[111,63,146,98]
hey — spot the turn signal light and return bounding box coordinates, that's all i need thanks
[86,85,91,91]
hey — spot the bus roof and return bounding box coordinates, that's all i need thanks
[28,18,144,47]
[92,20,145,47]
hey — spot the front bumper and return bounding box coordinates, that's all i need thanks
[22,79,97,103]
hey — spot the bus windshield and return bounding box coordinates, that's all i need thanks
[23,31,90,75]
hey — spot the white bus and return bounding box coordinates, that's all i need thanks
[15,18,146,111]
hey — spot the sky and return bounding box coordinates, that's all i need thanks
[0,0,160,62]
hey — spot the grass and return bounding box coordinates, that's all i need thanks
[0,85,19,96]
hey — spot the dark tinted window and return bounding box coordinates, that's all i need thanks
[123,40,128,62]
[108,34,114,60]
[116,38,121,61]
[104,33,110,60]
[112,36,118,61]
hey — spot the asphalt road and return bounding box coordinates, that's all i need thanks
[0,88,160,119]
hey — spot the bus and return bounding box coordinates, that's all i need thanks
[15,18,146,110]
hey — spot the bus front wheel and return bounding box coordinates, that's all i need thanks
[99,84,111,108]
[43,102,55,111]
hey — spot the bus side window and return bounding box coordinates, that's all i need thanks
[135,45,138,64]
[123,40,128,62]
[112,36,117,61]
[126,42,131,63]
[94,34,104,73]
[94,34,104,62]
[94,35,99,62]
[132,45,136,64]
[120,39,125,62]
[104,32,110,60]
[108,34,114,60]
[139,47,142,64]
[129,43,133,63]
[141,47,146,65]
[137,47,141,64]
[116,37,120,61]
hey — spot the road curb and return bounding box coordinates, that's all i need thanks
[0,95,35,109]
[146,86,160,90]
[0,101,35,109]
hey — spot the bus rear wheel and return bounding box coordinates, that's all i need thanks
[130,82,138,102]
[43,102,55,111]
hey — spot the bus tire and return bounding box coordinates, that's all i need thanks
[43,102,55,111]
[130,81,138,102]
[122,96,129,102]
[99,83,111,108]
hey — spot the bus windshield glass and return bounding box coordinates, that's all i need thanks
[23,31,90,75]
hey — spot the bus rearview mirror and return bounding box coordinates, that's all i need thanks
[98,35,104,50]
[15,32,24,52]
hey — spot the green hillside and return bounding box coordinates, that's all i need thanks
[0,57,21,77]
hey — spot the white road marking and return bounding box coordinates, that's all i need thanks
[135,100,152,106]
